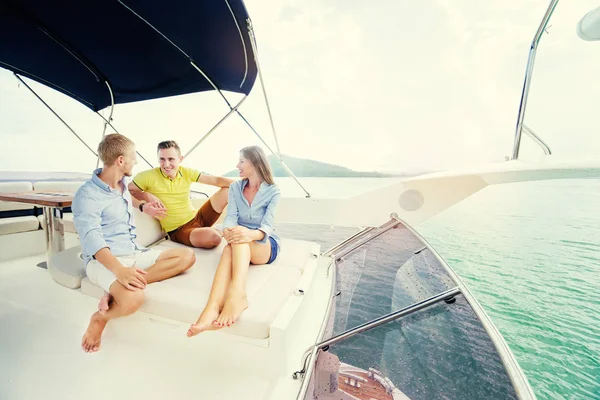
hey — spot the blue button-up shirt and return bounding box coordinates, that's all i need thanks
[72,168,142,265]
[223,179,281,247]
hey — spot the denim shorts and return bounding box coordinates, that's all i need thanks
[266,236,279,264]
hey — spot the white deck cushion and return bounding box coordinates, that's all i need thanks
[0,216,40,235]
[48,200,316,339]
[48,207,165,289]
[54,237,316,339]
[133,209,167,247]
[81,238,316,339]
[38,213,76,233]
[62,213,75,233]
[58,198,165,241]
[0,182,34,212]
[48,245,86,289]
[54,211,163,239]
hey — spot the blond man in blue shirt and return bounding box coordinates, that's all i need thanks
[73,134,195,353]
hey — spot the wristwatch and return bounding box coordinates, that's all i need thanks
[139,202,146,212]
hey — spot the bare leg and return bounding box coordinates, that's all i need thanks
[189,227,222,249]
[187,188,228,248]
[96,248,193,316]
[81,283,145,353]
[215,240,272,327]
[209,188,229,213]
[98,291,111,314]
[187,245,233,337]
[145,247,195,283]
[82,248,195,352]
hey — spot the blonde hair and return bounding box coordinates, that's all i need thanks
[241,146,275,185]
[97,133,135,166]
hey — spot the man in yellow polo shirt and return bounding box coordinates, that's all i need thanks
[128,140,234,248]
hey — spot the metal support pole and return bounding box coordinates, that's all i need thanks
[96,81,115,168]
[14,73,98,157]
[94,112,154,168]
[235,111,311,197]
[247,19,282,155]
[193,53,311,196]
[16,72,154,169]
[183,95,248,159]
[512,0,559,159]
[315,287,461,349]
[117,1,309,195]
[522,124,551,155]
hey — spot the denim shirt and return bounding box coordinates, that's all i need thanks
[72,168,142,266]
[223,179,281,247]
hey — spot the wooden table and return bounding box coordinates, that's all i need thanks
[0,191,74,261]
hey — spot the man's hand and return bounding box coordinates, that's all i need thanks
[143,203,168,220]
[115,264,147,291]
[224,226,254,244]
[146,193,166,209]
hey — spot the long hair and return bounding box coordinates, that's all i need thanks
[240,146,275,185]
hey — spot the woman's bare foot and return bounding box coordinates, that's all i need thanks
[216,290,248,327]
[81,312,107,353]
[98,292,112,314]
[187,305,222,337]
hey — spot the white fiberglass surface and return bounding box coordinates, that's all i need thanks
[0,257,273,400]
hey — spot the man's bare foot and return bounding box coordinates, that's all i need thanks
[215,290,248,327]
[98,292,112,315]
[187,305,222,337]
[81,312,107,353]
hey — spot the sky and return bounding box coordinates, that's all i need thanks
[1,0,599,177]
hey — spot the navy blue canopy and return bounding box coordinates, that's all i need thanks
[0,0,258,111]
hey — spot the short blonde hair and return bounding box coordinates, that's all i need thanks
[98,133,135,166]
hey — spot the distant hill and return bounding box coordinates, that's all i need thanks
[0,171,91,182]
[1,157,415,182]
[224,154,407,178]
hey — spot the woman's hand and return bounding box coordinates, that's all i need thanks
[224,226,254,244]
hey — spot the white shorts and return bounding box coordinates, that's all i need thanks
[86,249,162,292]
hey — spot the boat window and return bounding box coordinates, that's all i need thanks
[324,222,457,340]
[304,294,518,400]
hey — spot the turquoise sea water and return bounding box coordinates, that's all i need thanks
[416,179,600,400]
[277,177,599,399]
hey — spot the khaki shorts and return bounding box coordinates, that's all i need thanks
[86,249,162,292]
[168,200,221,246]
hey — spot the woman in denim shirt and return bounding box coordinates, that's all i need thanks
[188,146,281,336]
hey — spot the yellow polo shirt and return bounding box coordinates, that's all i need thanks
[132,166,201,233]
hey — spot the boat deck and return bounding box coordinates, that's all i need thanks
[0,224,359,400]
[0,255,275,400]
